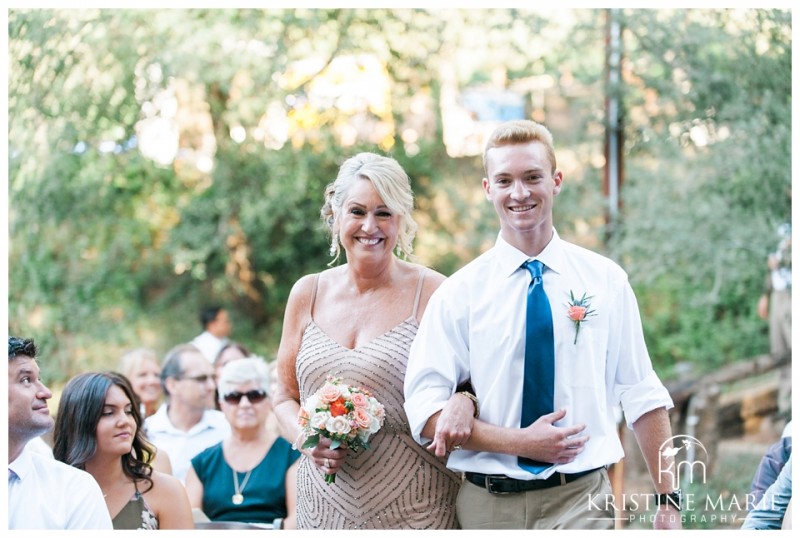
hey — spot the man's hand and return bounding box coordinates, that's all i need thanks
[517,408,589,463]
[427,392,475,457]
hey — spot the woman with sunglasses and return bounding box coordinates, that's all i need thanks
[53,372,194,529]
[185,357,300,529]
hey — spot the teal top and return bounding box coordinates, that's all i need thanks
[191,437,300,524]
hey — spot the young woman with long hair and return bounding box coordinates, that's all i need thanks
[53,371,193,529]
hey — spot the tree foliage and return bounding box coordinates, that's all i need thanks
[7,8,790,383]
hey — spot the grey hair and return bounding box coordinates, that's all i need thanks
[217,357,271,401]
[320,152,418,264]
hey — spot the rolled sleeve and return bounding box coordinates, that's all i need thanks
[618,370,674,428]
[404,384,452,444]
[404,282,468,444]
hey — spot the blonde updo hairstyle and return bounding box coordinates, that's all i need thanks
[321,152,418,265]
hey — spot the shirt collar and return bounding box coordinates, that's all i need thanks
[9,444,34,481]
[494,228,565,278]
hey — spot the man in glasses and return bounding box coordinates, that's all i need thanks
[144,343,231,483]
[7,337,113,529]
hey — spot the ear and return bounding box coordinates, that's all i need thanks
[552,170,563,196]
[482,177,491,200]
[165,377,179,395]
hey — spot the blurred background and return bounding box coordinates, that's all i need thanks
[6,8,793,528]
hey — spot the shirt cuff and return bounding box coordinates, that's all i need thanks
[404,386,450,444]
[619,370,674,428]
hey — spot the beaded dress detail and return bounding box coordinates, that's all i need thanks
[295,271,461,529]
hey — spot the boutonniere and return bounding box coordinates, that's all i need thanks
[567,291,596,344]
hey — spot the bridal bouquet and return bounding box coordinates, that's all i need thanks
[297,375,386,484]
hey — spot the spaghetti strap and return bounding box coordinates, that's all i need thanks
[411,268,427,321]
[309,273,320,318]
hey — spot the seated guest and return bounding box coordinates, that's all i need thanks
[53,371,194,529]
[214,342,251,381]
[117,347,174,475]
[117,347,163,418]
[212,342,251,410]
[185,357,300,529]
[8,337,112,530]
[144,343,230,483]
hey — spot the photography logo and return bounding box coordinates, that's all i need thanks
[658,434,708,490]
[586,434,754,526]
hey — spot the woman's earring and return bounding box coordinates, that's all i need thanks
[329,233,339,257]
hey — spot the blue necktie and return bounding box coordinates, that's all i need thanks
[519,260,555,474]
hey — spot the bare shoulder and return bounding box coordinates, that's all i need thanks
[407,263,447,319]
[406,262,445,295]
[286,273,319,310]
[146,470,187,499]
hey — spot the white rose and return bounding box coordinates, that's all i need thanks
[367,416,381,434]
[326,415,352,435]
[310,411,330,430]
[305,394,320,411]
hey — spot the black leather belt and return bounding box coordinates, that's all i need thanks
[465,467,602,495]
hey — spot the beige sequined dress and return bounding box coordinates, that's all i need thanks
[295,271,461,529]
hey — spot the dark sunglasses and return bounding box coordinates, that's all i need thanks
[223,389,268,405]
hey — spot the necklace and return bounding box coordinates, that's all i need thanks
[232,467,253,505]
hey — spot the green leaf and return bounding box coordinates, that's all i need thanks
[301,434,320,449]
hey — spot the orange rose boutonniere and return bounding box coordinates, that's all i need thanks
[567,291,596,344]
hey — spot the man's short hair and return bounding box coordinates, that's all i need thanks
[160,343,202,396]
[8,337,37,362]
[483,119,557,176]
[200,305,223,329]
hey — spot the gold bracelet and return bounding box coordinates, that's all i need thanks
[457,391,480,419]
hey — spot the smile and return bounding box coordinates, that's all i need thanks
[357,238,382,245]
[510,205,535,212]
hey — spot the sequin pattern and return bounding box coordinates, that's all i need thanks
[295,317,461,529]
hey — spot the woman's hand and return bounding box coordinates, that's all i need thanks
[307,436,347,478]
[427,392,475,458]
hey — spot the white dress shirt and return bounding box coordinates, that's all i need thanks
[191,331,228,362]
[404,230,673,480]
[144,403,231,483]
[8,445,113,529]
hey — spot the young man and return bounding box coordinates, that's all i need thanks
[191,305,232,363]
[404,120,681,529]
[144,343,230,483]
[7,337,113,529]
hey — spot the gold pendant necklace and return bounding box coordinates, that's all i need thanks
[232,467,253,506]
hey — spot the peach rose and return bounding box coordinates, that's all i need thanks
[353,408,373,429]
[297,407,310,426]
[350,392,369,409]
[318,382,342,403]
[567,305,587,322]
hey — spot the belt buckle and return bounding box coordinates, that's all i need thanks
[485,475,513,495]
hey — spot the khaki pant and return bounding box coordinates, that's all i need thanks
[456,468,615,529]
[769,289,791,360]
